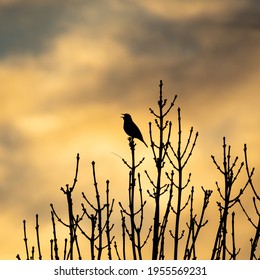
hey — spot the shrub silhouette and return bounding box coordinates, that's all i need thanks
[16,81,259,260]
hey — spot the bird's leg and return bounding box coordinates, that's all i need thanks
[128,137,136,150]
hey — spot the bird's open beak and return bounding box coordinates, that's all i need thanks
[121,114,125,118]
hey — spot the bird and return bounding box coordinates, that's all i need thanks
[121,113,148,147]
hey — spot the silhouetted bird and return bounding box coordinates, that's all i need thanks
[121,113,148,147]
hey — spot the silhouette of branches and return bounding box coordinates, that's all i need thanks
[147,80,177,259]
[184,187,212,260]
[166,106,199,260]
[50,153,81,260]
[50,210,59,259]
[16,215,42,260]
[238,144,259,259]
[211,137,255,259]
[16,80,258,260]
[118,137,151,260]
[80,161,115,260]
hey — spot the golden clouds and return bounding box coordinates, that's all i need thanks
[0,1,259,259]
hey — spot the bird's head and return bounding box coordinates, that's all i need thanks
[121,113,132,121]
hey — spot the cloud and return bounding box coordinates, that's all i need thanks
[0,0,90,57]
[0,0,259,259]
[116,0,260,91]
[1,0,258,106]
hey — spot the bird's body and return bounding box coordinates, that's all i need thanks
[121,113,148,147]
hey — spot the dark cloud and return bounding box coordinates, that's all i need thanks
[108,2,259,88]
[1,0,258,113]
[0,1,87,57]
[50,0,259,108]
[0,0,133,58]
[0,4,60,56]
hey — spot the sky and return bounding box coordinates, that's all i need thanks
[0,0,259,259]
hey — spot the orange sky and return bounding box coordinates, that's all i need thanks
[0,0,259,259]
